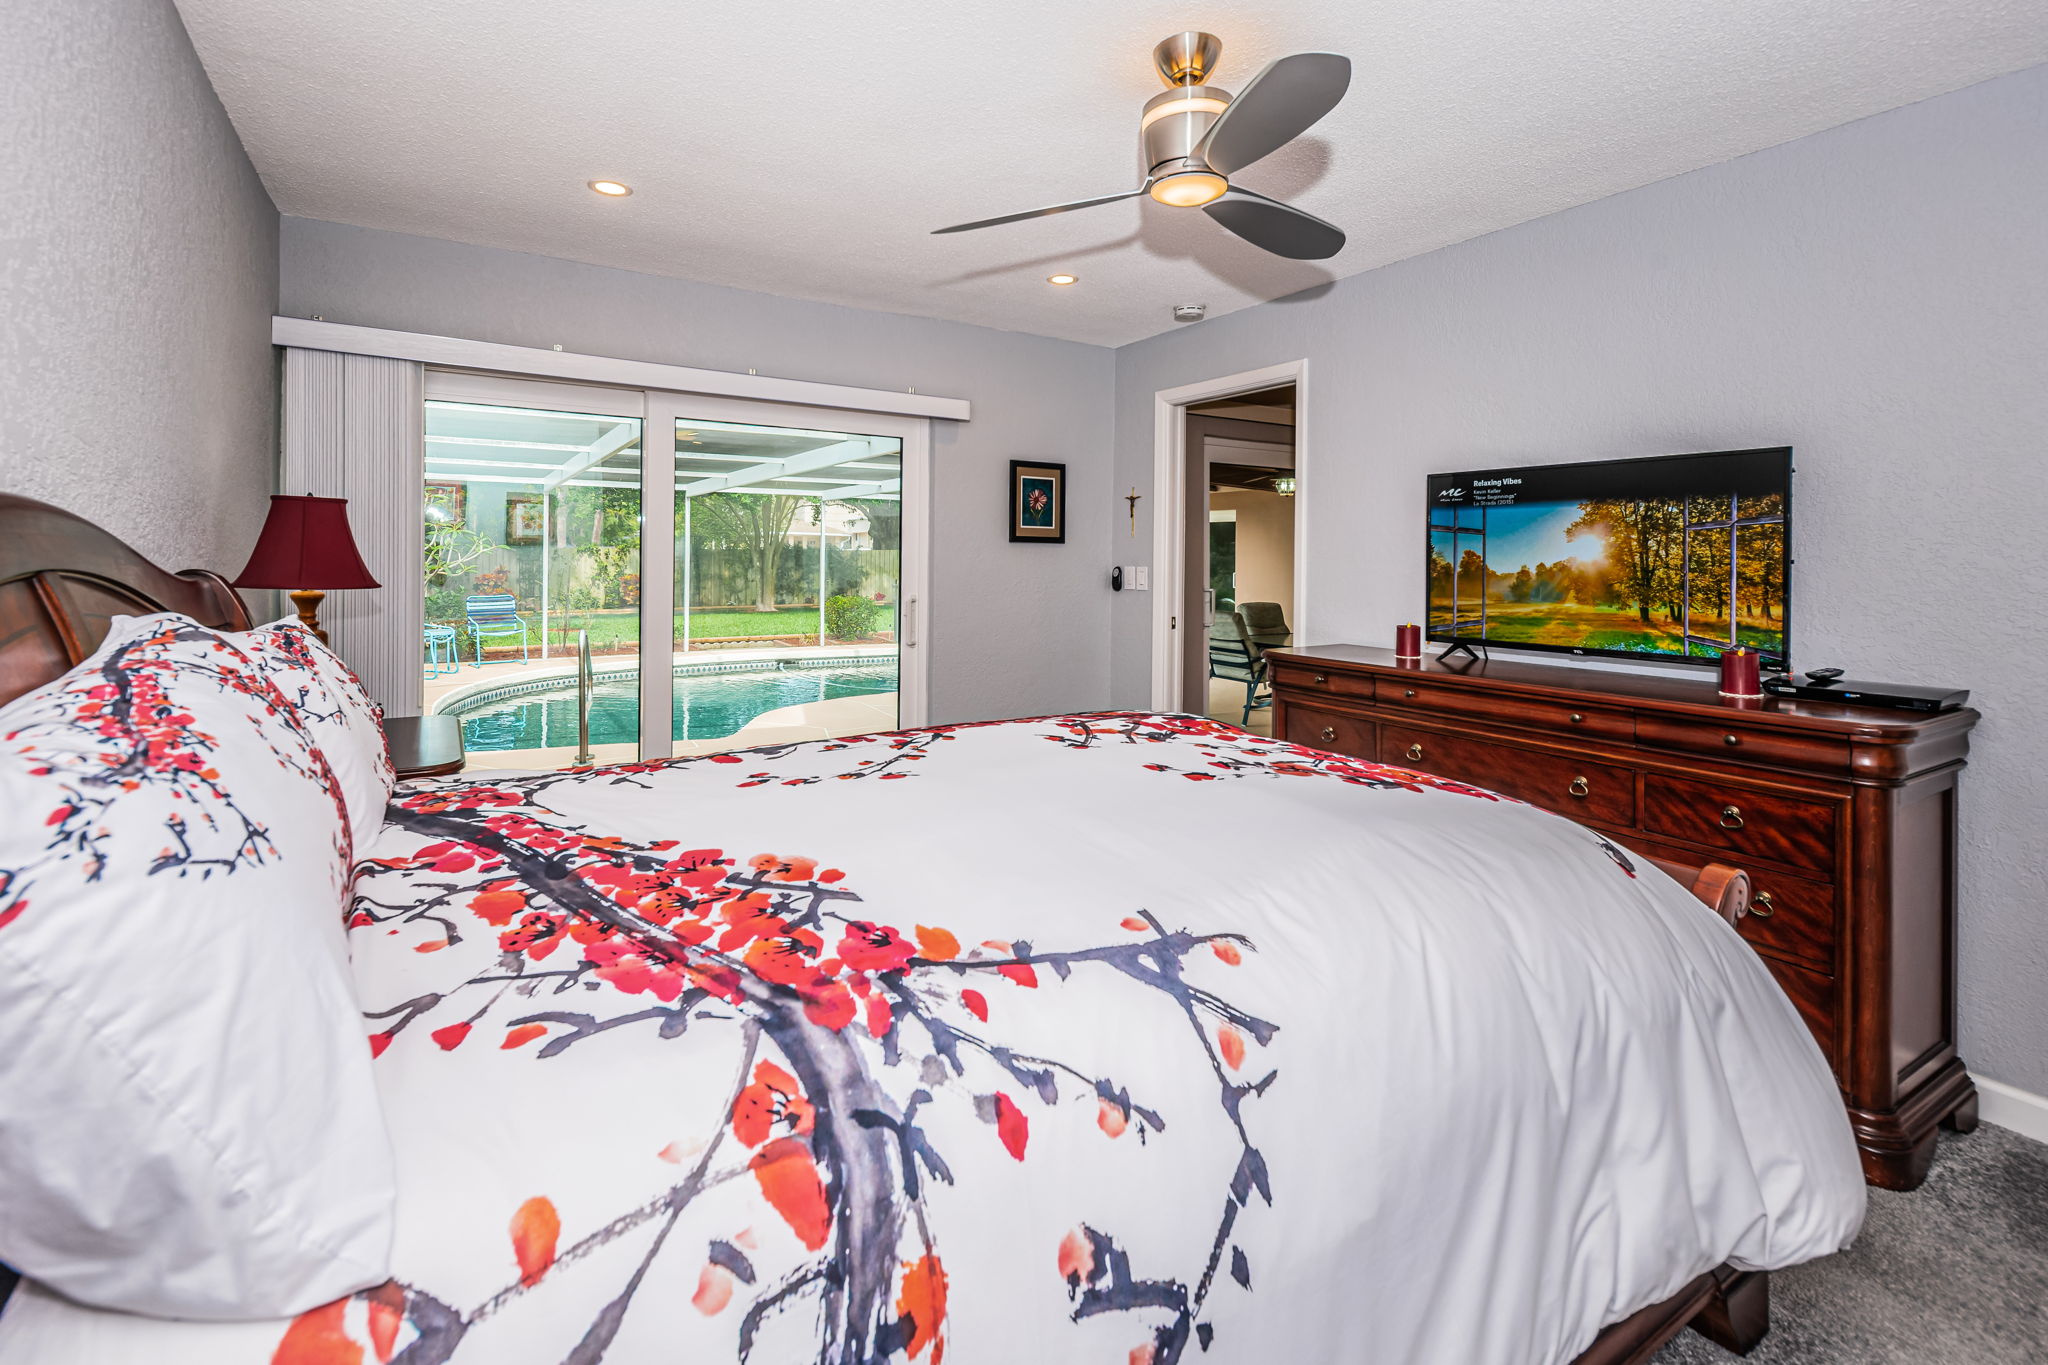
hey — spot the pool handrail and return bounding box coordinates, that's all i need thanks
[574,630,595,765]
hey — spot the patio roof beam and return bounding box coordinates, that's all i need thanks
[808,478,903,499]
[679,436,894,496]
[427,435,593,452]
[542,420,643,491]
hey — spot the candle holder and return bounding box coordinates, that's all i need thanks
[1718,647,1764,699]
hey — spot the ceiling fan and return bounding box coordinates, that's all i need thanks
[933,32,1350,261]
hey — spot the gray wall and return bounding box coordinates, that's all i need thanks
[280,218,1115,724]
[1111,65,2048,1097]
[0,0,279,574]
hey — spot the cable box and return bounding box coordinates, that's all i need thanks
[1761,677,1969,712]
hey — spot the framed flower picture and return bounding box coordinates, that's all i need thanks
[1008,460,1065,544]
[504,493,544,545]
[423,480,467,528]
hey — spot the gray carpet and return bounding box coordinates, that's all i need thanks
[1655,1124,2048,1363]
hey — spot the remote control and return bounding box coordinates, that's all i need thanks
[1804,667,1844,684]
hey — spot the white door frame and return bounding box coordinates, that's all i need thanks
[418,371,932,754]
[644,391,931,741]
[1150,359,1308,712]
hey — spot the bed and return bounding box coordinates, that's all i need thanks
[0,493,1865,1364]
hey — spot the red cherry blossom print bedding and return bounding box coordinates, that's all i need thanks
[0,712,1863,1364]
[0,615,394,1319]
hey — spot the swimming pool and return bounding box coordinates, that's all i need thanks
[450,662,897,751]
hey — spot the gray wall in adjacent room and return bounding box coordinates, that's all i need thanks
[0,0,278,575]
[1110,65,2048,1097]
[280,218,1115,724]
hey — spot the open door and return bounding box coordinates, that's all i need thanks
[1180,387,1296,730]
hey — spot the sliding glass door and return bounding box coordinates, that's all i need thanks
[668,414,903,748]
[421,375,925,770]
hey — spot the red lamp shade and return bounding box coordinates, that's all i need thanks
[232,495,380,591]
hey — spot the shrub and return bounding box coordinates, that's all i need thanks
[474,567,511,595]
[824,593,883,641]
[423,586,467,625]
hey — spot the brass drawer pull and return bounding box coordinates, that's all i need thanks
[1751,890,1776,918]
[1319,725,1337,742]
[1724,733,1741,746]
[1569,712,1584,724]
[1405,743,1424,762]
[1568,776,1590,798]
[1719,804,1745,830]
[1312,673,1328,684]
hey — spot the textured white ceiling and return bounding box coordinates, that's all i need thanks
[173,0,2048,347]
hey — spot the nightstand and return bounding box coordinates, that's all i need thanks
[381,714,466,780]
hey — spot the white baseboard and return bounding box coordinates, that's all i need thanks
[1977,1076,2048,1145]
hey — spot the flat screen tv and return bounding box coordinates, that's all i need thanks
[1426,447,1791,669]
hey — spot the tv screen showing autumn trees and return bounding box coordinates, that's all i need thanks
[1428,490,1787,662]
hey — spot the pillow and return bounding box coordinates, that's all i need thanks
[0,614,396,1319]
[235,618,395,853]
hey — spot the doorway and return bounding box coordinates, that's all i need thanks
[418,371,926,769]
[1146,362,1306,727]
[1187,387,1295,732]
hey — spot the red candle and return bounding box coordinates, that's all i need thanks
[1718,647,1762,698]
[1395,622,1422,659]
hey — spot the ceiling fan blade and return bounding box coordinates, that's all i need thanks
[931,188,1145,235]
[1195,52,1351,176]
[1202,186,1346,260]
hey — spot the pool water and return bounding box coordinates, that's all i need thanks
[456,664,897,752]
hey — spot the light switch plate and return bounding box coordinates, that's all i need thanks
[1122,565,1149,591]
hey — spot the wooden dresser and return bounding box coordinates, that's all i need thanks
[1267,644,1979,1189]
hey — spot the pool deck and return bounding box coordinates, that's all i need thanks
[425,645,900,773]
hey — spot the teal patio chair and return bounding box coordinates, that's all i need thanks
[464,594,530,666]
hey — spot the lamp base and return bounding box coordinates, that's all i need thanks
[288,588,329,644]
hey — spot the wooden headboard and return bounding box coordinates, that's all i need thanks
[0,493,251,707]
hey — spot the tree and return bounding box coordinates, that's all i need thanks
[423,509,497,588]
[1735,498,1786,624]
[843,498,900,553]
[1455,549,1495,604]
[692,493,811,612]
[1569,499,1684,625]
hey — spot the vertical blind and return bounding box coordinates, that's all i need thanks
[279,348,425,716]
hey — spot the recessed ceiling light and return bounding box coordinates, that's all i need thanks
[587,180,633,197]
[1047,274,1079,286]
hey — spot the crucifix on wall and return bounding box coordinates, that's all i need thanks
[1125,487,1142,537]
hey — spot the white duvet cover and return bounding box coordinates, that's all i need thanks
[0,712,1864,1365]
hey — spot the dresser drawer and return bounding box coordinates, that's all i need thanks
[1643,774,1839,875]
[1741,868,1839,972]
[1620,835,1838,972]
[1270,662,1375,703]
[1283,705,1374,759]
[1636,714,1852,775]
[1761,956,1844,1077]
[1378,678,1633,742]
[1381,724,1636,826]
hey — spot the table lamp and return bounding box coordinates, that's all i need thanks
[231,494,380,643]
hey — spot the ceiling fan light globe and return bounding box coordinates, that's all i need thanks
[1150,171,1229,208]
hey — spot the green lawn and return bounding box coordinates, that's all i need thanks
[1428,601,1783,656]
